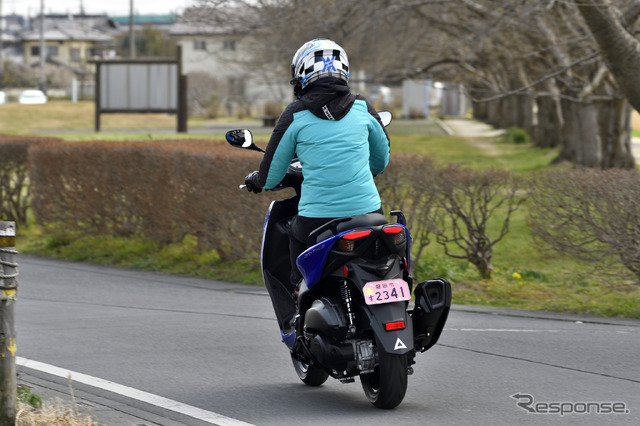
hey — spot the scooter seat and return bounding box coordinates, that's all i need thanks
[308,213,388,245]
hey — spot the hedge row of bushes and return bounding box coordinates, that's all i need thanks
[28,139,272,260]
[0,135,62,224]
[528,168,640,281]
[3,134,640,282]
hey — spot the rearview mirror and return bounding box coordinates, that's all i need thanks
[225,129,264,152]
[378,111,392,127]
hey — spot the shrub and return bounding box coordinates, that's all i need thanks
[28,139,277,260]
[377,154,438,274]
[0,134,62,224]
[187,72,222,118]
[528,168,640,282]
[378,157,523,280]
[430,166,523,279]
[504,126,531,144]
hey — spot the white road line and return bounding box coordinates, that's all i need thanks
[17,357,254,426]
[447,328,559,332]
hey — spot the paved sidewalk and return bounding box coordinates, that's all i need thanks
[439,118,506,138]
[442,117,640,163]
[17,374,163,426]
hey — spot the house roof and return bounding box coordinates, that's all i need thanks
[20,20,113,43]
[20,26,113,43]
[110,14,178,26]
[169,7,249,36]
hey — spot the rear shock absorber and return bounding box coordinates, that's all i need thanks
[341,280,357,337]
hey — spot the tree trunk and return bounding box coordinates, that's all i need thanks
[499,95,520,129]
[575,0,640,114]
[535,95,562,148]
[598,98,635,169]
[555,99,602,167]
[555,96,634,168]
[485,99,503,128]
[471,98,488,121]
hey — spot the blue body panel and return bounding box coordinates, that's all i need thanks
[296,224,411,289]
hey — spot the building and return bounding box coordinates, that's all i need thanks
[169,8,290,116]
[20,14,116,75]
[110,14,178,33]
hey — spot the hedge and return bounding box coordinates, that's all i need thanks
[28,139,281,260]
[0,134,63,224]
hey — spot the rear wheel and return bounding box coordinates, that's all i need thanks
[291,355,329,386]
[360,349,408,409]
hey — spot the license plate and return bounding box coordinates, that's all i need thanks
[363,279,411,305]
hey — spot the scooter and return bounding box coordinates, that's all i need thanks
[225,112,451,409]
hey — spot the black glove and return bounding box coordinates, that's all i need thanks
[244,171,262,193]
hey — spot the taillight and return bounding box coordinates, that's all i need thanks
[385,320,406,331]
[339,230,372,252]
[383,225,406,245]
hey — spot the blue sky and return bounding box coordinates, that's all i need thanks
[3,0,197,17]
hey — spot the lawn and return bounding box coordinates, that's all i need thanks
[5,100,640,318]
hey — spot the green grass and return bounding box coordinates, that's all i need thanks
[20,230,263,285]
[6,101,640,318]
[390,132,557,172]
[411,204,640,317]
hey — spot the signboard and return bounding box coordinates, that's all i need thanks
[99,63,178,112]
[93,47,187,132]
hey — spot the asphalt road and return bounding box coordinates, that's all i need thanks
[13,255,640,425]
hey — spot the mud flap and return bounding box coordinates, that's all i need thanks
[361,303,414,355]
[411,278,451,352]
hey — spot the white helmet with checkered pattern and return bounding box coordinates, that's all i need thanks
[290,39,349,94]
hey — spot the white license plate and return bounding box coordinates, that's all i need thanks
[363,279,411,305]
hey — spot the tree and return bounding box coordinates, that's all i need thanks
[194,0,637,168]
[116,24,177,57]
[430,167,522,280]
[528,168,640,282]
[574,0,640,113]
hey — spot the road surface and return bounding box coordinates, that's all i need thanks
[14,255,640,425]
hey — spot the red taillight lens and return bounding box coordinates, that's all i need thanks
[339,230,372,252]
[343,230,373,239]
[385,320,406,331]
[383,226,403,234]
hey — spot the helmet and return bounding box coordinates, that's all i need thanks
[290,39,349,92]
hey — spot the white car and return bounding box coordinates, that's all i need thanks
[19,90,48,104]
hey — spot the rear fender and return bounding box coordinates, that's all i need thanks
[357,302,414,355]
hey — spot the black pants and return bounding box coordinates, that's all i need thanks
[288,208,383,287]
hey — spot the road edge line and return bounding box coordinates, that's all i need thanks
[17,356,254,426]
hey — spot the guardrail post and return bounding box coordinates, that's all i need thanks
[0,222,17,425]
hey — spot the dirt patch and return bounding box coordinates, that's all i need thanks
[466,136,502,156]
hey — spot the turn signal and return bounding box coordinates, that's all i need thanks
[385,320,406,331]
[339,230,372,252]
[383,225,406,245]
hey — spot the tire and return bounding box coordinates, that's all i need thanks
[291,355,329,386]
[360,349,408,409]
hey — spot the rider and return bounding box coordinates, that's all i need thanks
[244,38,390,290]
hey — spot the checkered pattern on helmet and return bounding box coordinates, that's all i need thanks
[292,40,349,88]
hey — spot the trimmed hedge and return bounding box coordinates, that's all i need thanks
[28,139,279,260]
[0,134,63,224]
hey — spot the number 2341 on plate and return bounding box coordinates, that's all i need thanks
[363,279,411,305]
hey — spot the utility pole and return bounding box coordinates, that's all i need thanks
[0,0,4,79]
[0,222,17,425]
[39,0,46,91]
[129,0,135,58]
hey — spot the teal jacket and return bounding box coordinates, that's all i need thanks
[255,78,390,218]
